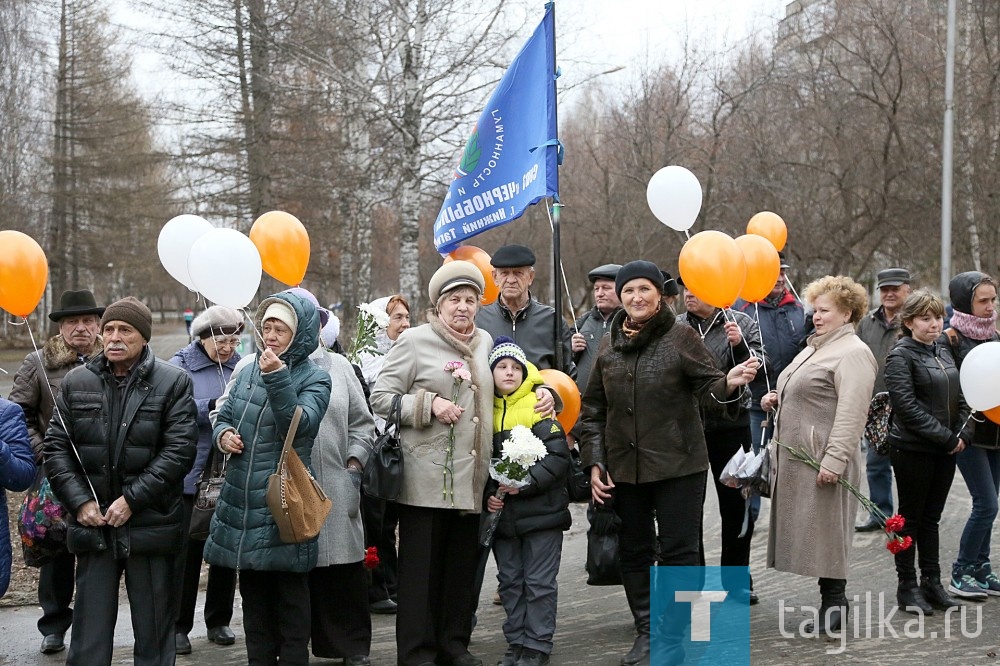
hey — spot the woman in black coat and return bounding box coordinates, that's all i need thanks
[884,290,971,614]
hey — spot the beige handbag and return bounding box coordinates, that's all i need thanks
[266,406,332,543]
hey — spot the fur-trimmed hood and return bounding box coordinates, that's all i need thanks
[42,333,102,372]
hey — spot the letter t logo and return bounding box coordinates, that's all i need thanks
[675,591,729,641]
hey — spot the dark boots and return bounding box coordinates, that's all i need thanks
[620,572,651,666]
[897,580,933,615]
[805,578,848,636]
[920,576,962,611]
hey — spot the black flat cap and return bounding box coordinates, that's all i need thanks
[877,268,910,288]
[778,251,790,270]
[588,264,622,283]
[491,244,536,268]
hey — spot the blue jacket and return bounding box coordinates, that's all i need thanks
[735,291,806,404]
[170,341,241,494]
[204,293,332,573]
[1,400,40,597]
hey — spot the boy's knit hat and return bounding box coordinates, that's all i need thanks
[489,336,528,375]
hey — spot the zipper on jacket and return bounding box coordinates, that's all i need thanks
[235,382,268,571]
[933,354,953,430]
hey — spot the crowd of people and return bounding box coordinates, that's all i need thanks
[0,244,998,666]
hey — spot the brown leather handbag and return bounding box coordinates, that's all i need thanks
[266,406,332,543]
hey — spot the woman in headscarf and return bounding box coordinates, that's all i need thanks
[204,292,332,666]
[945,272,1000,599]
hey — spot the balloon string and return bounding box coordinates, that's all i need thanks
[784,274,802,303]
[242,307,266,349]
[722,307,761,367]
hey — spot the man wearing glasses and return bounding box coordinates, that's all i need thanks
[168,306,245,655]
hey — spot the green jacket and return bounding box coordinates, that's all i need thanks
[203,293,332,572]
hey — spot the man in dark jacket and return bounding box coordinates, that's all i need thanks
[44,297,198,666]
[571,264,621,396]
[678,283,764,603]
[734,253,806,451]
[8,289,104,655]
[475,244,576,378]
[855,268,911,531]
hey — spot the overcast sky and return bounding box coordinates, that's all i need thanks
[112,0,793,102]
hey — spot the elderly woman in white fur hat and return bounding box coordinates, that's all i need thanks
[371,261,554,666]
[169,305,244,655]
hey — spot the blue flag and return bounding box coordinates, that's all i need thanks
[433,5,558,254]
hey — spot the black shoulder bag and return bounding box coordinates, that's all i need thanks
[362,395,403,501]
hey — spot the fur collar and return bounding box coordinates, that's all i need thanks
[42,334,102,371]
[609,303,676,354]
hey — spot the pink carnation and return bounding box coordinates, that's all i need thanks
[444,360,465,372]
[452,368,472,382]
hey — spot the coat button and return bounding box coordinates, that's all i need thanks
[626,373,633,380]
[629,442,635,448]
[472,417,480,424]
[626,407,633,415]
[470,384,478,391]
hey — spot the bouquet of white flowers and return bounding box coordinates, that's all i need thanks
[480,425,548,547]
[347,301,390,364]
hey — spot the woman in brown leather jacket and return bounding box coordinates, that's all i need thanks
[580,260,758,666]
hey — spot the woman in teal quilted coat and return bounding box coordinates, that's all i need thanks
[204,292,332,666]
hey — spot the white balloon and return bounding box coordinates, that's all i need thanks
[646,166,703,232]
[157,215,214,290]
[187,229,262,309]
[959,341,1000,411]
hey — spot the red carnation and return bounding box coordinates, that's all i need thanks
[886,535,913,554]
[363,546,380,570]
[884,514,906,533]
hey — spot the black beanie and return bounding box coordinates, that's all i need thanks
[615,260,664,298]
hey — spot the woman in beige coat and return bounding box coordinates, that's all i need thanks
[762,275,877,636]
[370,261,495,666]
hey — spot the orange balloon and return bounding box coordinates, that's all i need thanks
[443,245,499,306]
[538,368,581,433]
[678,231,747,309]
[985,405,1000,425]
[0,230,48,317]
[249,211,310,286]
[735,234,781,302]
[746,211,787,252]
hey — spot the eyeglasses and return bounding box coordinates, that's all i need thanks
[212,337,241,349]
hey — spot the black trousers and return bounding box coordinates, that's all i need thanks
[705,426,755,569]
[362,493,399,603]
[239,569,311,666]
[614,471,707,574]
[309,562,372,658]
[67,551,176,666]
[37,550,75,636]
[395,504,479,666]
[890,447,956,582]
[174,494,237,634]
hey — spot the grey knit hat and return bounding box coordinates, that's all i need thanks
[489,336,528,375]
[192,305,245,340]
[101,297,153,341]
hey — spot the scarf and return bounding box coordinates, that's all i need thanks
[950,309,999,341]
[438,316,476,344]
[621,300,662,339]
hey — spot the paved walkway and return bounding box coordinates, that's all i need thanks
[2,329,998,663]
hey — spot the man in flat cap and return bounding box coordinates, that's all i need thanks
[475,244,576,378]
[9,289,105,654]
[44,297,197,665]
[571,264,622,395]
[855,268,911,532]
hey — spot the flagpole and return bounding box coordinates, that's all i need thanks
[548,1,564,372]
